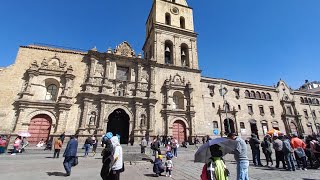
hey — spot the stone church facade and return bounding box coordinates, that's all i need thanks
[1,0,320,144]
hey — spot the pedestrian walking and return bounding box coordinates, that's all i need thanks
[63,135,78,176]
[249,134,263,166]
[227,133,249,180]
[273,135,286,169]
[200,144,229,180]
[140,137,147,154]
[53,137,63,158]
[291,133,307,170]
[194,135,200,149]
[202,136,206,144]
[60,132,65,144]
[146,133,150,145]
[261,136,273,166]
[92,136,98,156]
[84,136,92,157]
[0,136,6,154]
[165,152,174,177]
[282,135,296,171]
[101,138,114,180]
[171,137,178,158]
[110,136,124,180]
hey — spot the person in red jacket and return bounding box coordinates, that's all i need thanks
[291,133,307,170]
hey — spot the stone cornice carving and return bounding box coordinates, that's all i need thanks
[114,41,136,58]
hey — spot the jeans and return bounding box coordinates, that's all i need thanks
[63,156,76,174]
[296,156,307,169]
[84,144,90,156]
[54,149,60,158]
[173,148,177,157]
[284,153,295,171]
[275,150,286,168]
[263,151,273,166]
[13,147,18,154]
[237,160,249,180]
[252,149,262,165]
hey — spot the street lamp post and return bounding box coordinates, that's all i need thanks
[219,83,230,134]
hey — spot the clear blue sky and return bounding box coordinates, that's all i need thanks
[1,0,319,89]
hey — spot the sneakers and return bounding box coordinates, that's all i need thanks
[170,175,172,178]
[11,153,16,156]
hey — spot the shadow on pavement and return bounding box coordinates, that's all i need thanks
[144,174,159,178]
[46,172,66,176]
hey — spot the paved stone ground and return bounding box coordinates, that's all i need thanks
[0,145,319,180]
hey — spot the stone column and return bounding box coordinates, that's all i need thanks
[98,101,106,134]
[149,104,155,134]
[137,64,142,89]
[150,66,155,92]
[56,110,69,134]
[80,100,91,129]
[89,57,96,83]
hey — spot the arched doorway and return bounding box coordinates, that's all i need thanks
[224,119,235,135]
[249,120,259,138]
[28,114,52,144]
[107,109,130,144]
[172,120,186,143]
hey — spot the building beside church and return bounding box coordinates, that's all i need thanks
[0,0,320,144]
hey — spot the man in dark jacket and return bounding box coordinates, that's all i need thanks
[63,135,78,176]
[249,134,263,166]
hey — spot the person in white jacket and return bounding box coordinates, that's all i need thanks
[110,136,123,180]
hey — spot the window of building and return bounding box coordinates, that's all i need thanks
[234,88,240,98]
[181,44,189,67]
[308,98,312,104]
[270,106,275,115]
[256,91,261,99]
[300,97,305,104]
[165,13,171,25]
[316,99,320,105]
[224,102,230,112]
[45,84,58,101]
[238,105,241,110]
[116,66,129,81]
[165,41,173,64]
[172,0,176,3]
[266,93,271,100]
[180,16,185,29]
[117,85,125,96]
[172,91,184,109]
[250,91,255,98]
[240,122,245,129]
[304,110,308,117]
[212,102,215,108]
[213,121,218,129]
[304,97,308,104]
[89,111,97,125]
[248,105,253,114]
[286,106,293,115]
[259,106,264,115]
[245,90,250,98]
[261,92,266,99]
[140,114,147,127]
[272,121,279,130]
[261,122,268,135]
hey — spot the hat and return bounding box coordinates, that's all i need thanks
[158,155,163,159]
[104,132,113,139]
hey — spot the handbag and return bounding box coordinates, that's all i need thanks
[73,157,79,167]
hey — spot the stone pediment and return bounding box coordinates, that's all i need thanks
[40,56,67,71]
[114,41,135,58]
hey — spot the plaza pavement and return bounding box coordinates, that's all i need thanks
[0,145,319,180]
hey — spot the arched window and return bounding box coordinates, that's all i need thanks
[300,97,304,104]
[165,13,171,25]
[312,98,317,105]
[261,92,266,99]
[45,84,58,101]
[245,90,250,98]
[316,99,320,105]
[304,97,308,104]
[250,91,255,98]
[164,40,173,64]
[172,91,184,110]
[172,0,176,3]
[224,102,230,112]
[266,93,271,100]
[180,16,185,29]
[240,122,245,129]
[308,98,312,104]
[272,121,279,130]
[256,92,261,99]
[180,43,189,67]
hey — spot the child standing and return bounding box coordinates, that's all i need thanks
[165,152,174,177]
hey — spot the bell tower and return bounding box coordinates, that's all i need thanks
[143,0,199,69]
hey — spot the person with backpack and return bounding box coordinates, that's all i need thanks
[273,135,286,169]
[282,135,295,171]
[261,135,273,166]
[165,152,174,177]
[171,137,178,158]
[100,138,114,180]
[291,133,307,170]
[201,144,229,180]
[84,136,92,157]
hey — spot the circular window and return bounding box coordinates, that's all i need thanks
[171,7,179,15]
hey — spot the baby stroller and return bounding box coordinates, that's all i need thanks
[44,140,52,151]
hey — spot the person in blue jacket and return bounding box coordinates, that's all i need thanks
[63,135,78,176]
